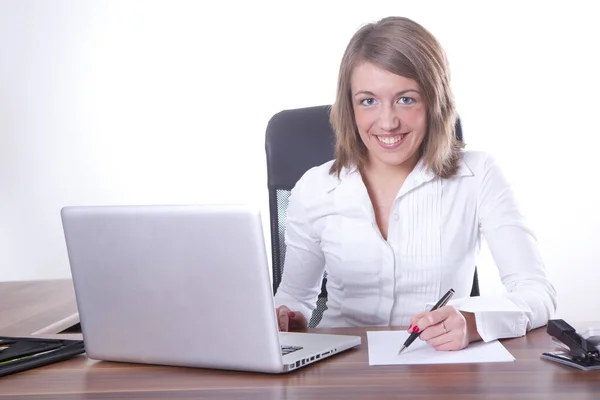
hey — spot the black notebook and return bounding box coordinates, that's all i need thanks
[0,336,85,377]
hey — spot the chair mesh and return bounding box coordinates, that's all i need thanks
[275,190,290,281]
[273,189,328,328]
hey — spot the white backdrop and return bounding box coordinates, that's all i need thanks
[1,0,599,323]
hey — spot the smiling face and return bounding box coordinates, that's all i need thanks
[351,62,427,171]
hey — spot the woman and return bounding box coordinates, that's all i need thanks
[274,16,556,351]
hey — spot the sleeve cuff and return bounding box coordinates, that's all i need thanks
[474,311,528,342]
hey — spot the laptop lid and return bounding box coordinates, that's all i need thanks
[61,204,285,373]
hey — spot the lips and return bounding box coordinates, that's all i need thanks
[376,133,407,144]
[374,133,409,149]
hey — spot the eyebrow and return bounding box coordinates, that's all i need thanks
[353,89,420,97]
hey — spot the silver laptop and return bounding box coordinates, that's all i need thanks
[61,204,360,373]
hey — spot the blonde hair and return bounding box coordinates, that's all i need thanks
[329,16,464,178]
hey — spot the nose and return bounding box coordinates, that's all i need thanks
[378,104,400,132]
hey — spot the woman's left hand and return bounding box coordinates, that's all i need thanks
[408,306,481,351]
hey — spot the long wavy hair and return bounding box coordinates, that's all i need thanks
[329,16,464,178]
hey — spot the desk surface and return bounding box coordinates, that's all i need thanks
[2,327,599,399]
[1,280,599,399]
[0,279,79,336]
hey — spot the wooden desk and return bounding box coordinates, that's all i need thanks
[1,327,599,399]
[0,280,79,336]
[1,280,598,399]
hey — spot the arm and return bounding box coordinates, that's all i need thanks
[273,177,326,325]
[466,154,557,341]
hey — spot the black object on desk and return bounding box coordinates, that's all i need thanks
[0,336,85,377]
[541,319,600,371]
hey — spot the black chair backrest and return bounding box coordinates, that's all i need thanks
[265,105,477,327]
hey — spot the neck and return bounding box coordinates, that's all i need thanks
[359,153,421,209]
[362,153,420,187]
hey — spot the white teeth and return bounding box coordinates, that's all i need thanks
[377,134,406,144]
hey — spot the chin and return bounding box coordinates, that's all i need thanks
[380,154,414,167]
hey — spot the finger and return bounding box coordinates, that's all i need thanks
[433,340,463,351]
[426,330,454,348]
[415,306,453,331]
[408,311,429,332]
[419,322,449,341]
[277,306,290,332]
[288,311,308,330]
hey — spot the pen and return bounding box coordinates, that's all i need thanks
[398,288,455,355]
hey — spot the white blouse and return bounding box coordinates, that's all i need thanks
[274,150,557,342]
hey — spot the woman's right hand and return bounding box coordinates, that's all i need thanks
[276,305,308,332]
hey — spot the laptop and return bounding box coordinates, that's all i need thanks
[61,204,361,373]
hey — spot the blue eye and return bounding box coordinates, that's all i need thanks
[398,97,415,105]
[361,98,376,106]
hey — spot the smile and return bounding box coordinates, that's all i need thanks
[374,133,409,148]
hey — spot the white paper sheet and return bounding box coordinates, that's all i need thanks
[366,331,515,366]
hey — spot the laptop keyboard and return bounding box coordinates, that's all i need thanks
[281,345,303,356]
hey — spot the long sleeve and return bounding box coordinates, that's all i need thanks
[273,174,326,323]
[454,154,557,342]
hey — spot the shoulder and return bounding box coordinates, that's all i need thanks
[449,151,510,198]
[292,159,340,197]
[459,150,513,204]
[286,160,340,226]
[459,150,500,178]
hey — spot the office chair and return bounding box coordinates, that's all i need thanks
[265,105,479,328]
